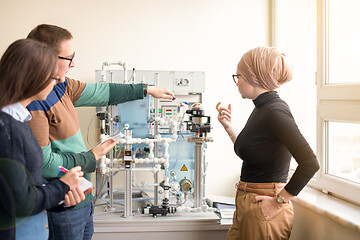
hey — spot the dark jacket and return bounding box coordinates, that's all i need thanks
[0,112,69,239]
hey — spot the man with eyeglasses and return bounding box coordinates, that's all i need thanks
[26,24,175,240]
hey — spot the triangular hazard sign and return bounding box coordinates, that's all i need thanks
[180,164,188,171]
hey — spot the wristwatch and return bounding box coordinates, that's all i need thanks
[276,194,288,204]
[142,84,148,97]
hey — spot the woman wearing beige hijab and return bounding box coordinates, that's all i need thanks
[216,47,319,240]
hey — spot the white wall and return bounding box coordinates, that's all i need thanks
[275,0,317,151]
[290,201,360,240]
[0,0,269,196]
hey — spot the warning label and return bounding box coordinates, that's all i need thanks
[180,164,188,171]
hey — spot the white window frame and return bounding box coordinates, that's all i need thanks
[313,0,360,204]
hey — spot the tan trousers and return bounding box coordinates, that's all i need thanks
[225,181,294,240]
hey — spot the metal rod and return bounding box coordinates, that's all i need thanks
[153,73,160,206]
[124,168,132,217]
[124,129,132,217]
[108,72,115,211]
[109,113,114,210]
[194,142,203,208]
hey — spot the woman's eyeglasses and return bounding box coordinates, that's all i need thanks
[58,52,75,67]
[51,77,61,83]
[232,74,241,84]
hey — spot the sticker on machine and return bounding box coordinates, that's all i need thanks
[180,164,188,171]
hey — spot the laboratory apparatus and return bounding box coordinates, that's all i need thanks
[93,62,214,218]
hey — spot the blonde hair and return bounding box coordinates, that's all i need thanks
[237,47,293,90]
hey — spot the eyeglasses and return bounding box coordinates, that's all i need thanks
[232,74,241,84]
[58,52,75,67]
[51,77,61,83]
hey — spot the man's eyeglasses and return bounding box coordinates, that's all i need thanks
[232,74,241,84]
[58,52,75,67]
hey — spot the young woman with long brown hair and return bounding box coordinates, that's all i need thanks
[0,39,86,240]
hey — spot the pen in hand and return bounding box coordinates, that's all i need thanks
[172,97,190,106]
[58,166,92,192]
[59,166,69,173]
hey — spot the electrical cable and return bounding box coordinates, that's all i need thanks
[86,112,101,146]
[179,112,193,140]
[179,112,186,139]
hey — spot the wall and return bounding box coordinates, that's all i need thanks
[0,0,269,196]
[290,201,360,240]
[274,0,317,151]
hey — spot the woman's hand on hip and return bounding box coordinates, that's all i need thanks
[254,195,283,220]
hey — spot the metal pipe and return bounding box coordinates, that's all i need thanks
[153,73,160,206]
[111,167,159,172]
[132,68,136,84]
[108,111,114,210]
[123,63,127,84]
[108,69,116,210]
[194,142,203,208]
[124,129,132,217]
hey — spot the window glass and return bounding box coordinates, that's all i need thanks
[328,0,360,84]
[328,121,360,184]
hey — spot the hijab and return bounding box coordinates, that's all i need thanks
[237,47,293,90]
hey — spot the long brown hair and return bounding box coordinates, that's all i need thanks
[0,39,57,109]
[27,24,73,54]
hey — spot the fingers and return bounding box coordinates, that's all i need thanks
[217,102,232,128]
[92,138,118,160]
[216,102,231,117]
[70,166,82,173]
[72,188,81,203]
[218,108,231,118]
[69,166,82,179]
[75,187,85,202]
[102,139,118,153]
[215,102,221,111]
[163,88,175,99]
[253,196,262,203]
[253,195,271,203]
[64,194,70,206]
[83,186,94,195]
[60,166,83,190]
[102,138,117,145]
[148,86,175,100]
[64,188,86,206]
[66,190,76,206]
[69,167,83,180]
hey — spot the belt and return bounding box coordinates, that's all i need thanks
[236,181,286,197]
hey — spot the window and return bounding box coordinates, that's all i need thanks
[316,0,360,204]
[274,0,360,204]
[272,0,317,175]
[328,122,360,184]
[328,0,360,84]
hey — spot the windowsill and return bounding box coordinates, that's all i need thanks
[292,186,360,233]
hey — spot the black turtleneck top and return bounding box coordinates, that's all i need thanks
[234,91,319,196]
